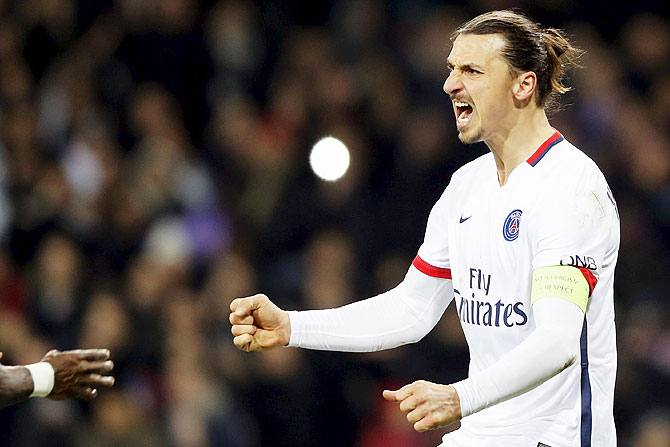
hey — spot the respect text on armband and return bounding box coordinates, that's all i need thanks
[455,268,528,327]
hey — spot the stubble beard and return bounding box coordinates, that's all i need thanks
[457,127,482,145]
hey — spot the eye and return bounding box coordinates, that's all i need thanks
[465,67,481,75]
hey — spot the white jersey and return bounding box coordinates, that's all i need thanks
[416,131,619,446]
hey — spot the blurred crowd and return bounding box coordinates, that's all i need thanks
[0,0,668,446]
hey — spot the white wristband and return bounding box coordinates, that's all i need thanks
[25,362,55,397]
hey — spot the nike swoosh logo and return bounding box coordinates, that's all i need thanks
[459,215,472,223]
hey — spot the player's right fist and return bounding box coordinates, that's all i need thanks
[229,294,291,352]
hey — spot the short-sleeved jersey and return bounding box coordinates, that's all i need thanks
[415,131,619,447]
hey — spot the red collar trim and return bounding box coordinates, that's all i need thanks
[526,129,564,167]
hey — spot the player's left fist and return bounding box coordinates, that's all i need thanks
[382,380,462,432]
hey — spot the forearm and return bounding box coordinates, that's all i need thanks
[0,365,33,408]
[453,298,584,416]
[288,267,453,352]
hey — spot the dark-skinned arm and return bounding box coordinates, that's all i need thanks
[0,349,114,408]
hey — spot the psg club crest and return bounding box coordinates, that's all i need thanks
[503,209,522,241]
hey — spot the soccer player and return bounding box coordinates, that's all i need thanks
[229,10,619,447]
[0,349,114,408]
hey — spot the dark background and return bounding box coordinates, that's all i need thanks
[0,0,668,446]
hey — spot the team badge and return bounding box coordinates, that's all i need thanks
[503,209,522,241]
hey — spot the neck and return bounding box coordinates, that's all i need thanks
[485,110,554,186]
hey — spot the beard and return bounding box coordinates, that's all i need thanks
[457,126,483,145]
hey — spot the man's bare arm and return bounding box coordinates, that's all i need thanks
[0,349,115,408]
[0,357,33,408]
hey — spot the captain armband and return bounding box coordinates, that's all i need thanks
[531,266,590,313]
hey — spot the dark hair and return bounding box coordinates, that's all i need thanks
[452,10,584,110]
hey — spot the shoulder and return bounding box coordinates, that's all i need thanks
[529,139,616,232]
[428,152,492,219]
[434,152,493,206]
[530,139,610,209]
[450,152,495,185]
[538,139,605,185]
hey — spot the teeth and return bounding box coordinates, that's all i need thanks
[454,101,470,107]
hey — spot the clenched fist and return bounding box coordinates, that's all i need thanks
[229,294,291,352]
[382,380,462,432]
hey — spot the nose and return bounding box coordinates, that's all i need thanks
[443,71,463,96]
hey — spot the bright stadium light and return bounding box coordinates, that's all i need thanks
[309,137,350,181]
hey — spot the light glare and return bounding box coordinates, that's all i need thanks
[309,137,350,181]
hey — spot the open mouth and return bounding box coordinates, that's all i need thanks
[453,101,473,128]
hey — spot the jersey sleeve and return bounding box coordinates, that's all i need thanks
[453,296,584,417]
[416,185,452,273]
[287,266,454,351]
[530,167,619,286]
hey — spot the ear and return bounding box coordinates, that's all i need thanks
[513,71,537,102]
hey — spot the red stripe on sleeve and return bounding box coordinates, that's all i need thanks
[412,255,452,279]
[577,266,598,296]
